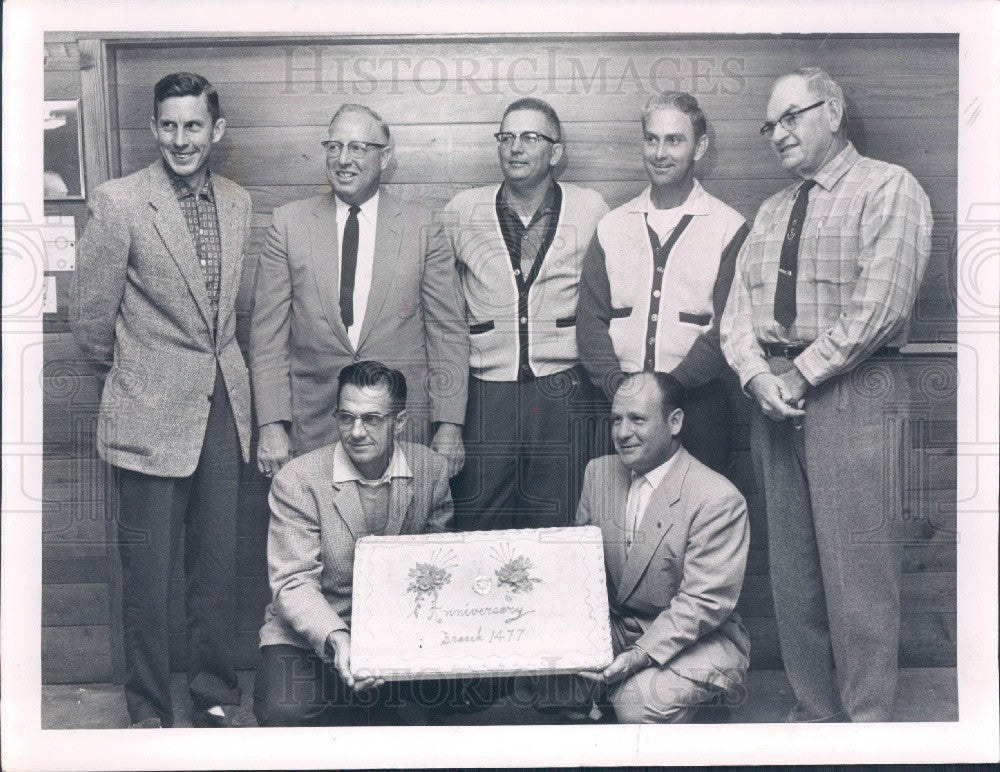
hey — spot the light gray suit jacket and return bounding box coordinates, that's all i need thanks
[259,441,453,656]
[576,447,751,691]
[249,190,469,455]
[70,161,253,476]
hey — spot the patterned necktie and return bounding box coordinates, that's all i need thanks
[773,179,817,328]
[339,204,361,329]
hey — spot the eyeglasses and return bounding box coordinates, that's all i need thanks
[321,140,387,159]
[333,410,398,431]
[759,100,826,138]
[494,131,560,147]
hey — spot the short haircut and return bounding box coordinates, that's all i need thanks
[620,371,686,419]
[788,66,848,131]
[337,360,407,413]
[153,72,221,124]
[641,91,707,140]
[330,103,391,142]
[501,98,562,141]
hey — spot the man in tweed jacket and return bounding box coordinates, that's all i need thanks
[253,361,453,726]
[70,73,252,728]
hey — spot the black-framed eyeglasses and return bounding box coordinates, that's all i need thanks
[494,131,560,147]
[321,140,388,159]
[333,410,398,431]
[759,100,826,138]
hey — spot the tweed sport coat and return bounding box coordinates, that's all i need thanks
[576,447,751,692]
[249,190,469,455]
[258,441,453,656]
[70,161,253,476]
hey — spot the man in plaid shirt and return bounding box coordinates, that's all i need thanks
[720,68,932,722]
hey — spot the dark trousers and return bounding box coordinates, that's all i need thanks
[254,644,460,726]
[676,377,732,477]
[451,366,604,531]
[116,367,242,726]
[750,356,906,722]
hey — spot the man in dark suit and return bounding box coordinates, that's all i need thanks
[71,72,253,728]
[250,103,468,480]
[253,361,453,726]
[564,371,750,723]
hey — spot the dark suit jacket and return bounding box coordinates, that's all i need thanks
[249,190,469,454]
[258,441,453,656]
[70,161,253,476]
[576,447,751,691]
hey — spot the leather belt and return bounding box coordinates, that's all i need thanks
[761,343,900,358]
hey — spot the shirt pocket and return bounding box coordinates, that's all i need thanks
[812,225,859,286]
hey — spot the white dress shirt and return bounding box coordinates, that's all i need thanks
[624,448,681,550]
[335,192,379,349]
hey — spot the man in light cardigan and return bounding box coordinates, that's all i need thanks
[445,97,609,532]
[577,91,749,475]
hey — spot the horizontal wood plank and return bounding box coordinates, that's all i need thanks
[43,583,110,627]
[42,625,113,683]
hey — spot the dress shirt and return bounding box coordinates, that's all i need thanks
[721,143,932,388]
[497,180,560,280]
[624,449,681,549]
[331,441,412,534]
[335,192,379,348]
[166,163,223,323]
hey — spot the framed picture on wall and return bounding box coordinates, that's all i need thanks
[43,99,85,200]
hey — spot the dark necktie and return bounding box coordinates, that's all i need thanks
[339,204,361,329]
[773,179,817,328]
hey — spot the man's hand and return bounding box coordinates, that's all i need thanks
[257,422,292,477]
[430,422,465,477]
[778,366,810,403]
[747,373,806,422]
[577,646,653,686]
[325,630,384,692]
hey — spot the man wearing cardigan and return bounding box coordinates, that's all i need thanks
[445,98,609,531]
[576,91,749,475]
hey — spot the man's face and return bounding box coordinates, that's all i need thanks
[765,75,838,178]
[336,382,405,477]
[642,106,707,194]
[149,94,225,185]
[326,110,391,205]
[611,374,683,476]
[497,109,563,188]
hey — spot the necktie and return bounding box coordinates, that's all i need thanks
[773,179,817,328]
[339,204,361,329]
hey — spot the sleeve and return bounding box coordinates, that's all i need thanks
[423,452,455,533]
[636,489,750,666]
[719,230,772,391]
[248,208,294,427]
[794,170,933,386]
[267,466,348,656]
[420,217,470,426]
[69,185,130,371]
[670,221,749,390]
[573,460,596,527]
[576,231,626,400]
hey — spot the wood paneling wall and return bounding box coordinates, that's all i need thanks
[42,33,958,683]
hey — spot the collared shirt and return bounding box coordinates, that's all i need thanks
[720,142,932,388]
[641,180,712,245]
[331,441,412,534]
[166,162,223,323]
[624,449,681,550]
[335,192,380,348]
[497,180,561,279]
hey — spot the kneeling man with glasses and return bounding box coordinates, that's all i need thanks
[253,360,454,726]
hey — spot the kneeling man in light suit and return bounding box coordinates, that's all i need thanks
[571,371,750,723]
[253,360,453,726]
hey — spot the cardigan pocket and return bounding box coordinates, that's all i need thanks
[678,311,712,326]
[610,306,633,319]
[555,315,577,328]
[469,320,495,335]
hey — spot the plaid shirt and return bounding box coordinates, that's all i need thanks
[166,163,224,323]
[497,179,561,279]
[721,143,932,388]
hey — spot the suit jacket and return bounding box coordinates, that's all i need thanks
[70,161,253,476]
[576,447,750,691]
[259,440,453,656]
[249,190,469,455]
